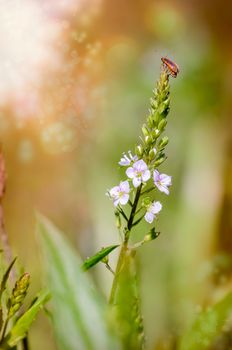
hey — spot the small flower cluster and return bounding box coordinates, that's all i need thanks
[107,67,173,232]
[107,151,171,224]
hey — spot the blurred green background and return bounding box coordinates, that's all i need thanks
[0,0,232,349]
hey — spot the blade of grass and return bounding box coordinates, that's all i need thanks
[36,213,119,350]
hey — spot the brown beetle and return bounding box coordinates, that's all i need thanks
[161,57,179,78]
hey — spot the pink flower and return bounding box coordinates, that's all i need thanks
[126,160,150,188]
[145,201,162,224]
[153,170,172,195]
[108,180,130,207]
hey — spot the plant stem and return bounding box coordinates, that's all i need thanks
[118,207,128,222]
[141,186,155,195]
[109,242,127,304]
[105,263,115,275]
[109,184,143,305]
[0,317,9,344]
[127,184,142,233]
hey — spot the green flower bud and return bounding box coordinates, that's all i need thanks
[154,156,166,167]
[149,148,157,161]
[147,115,154,129]
[144,135,152,145]
[144,228,160,242]
[158,119,167,132]
[158,136,169,148]
[142,197,151,207]
[150,97,158,110]
[153,111,160,125]
[8,273,30,318]
[152,129,161,139]
[142,124,149,137]
[135,144,143,157]
[159,98,170,115]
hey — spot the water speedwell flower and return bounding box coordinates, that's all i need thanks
[126,159,150,188]
[144,201,162,224]
[108,180,130,207]
[153,170,172,195]
[119,151,138,166]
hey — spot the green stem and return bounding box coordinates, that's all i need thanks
[141,186,155,195]
[109,184,143,305]
[109,242,128,304]
[135,206,143,216]
[105,263,115,275]
[0,317,9,344]
[127,184,142,233]
[132,215,144,227]
[118,207,128,222]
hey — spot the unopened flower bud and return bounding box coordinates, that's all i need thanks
[150,97,158,110]
[142,197,151,207]
[144,228,160,242]
[142,125,149,137]
[135,144,143,157]
[159,98,170,115]
[153,112,160,124]
[145,135,152,145]
[158,119,167,132]
[154,156,166,167]
[149,148,157,161]
[147,115,154,129]
[158,136,169,148]
[152,129,161,139]
[8,273,30,318]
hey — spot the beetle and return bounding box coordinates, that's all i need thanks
[161,57,179,78]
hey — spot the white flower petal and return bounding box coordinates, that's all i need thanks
[126,167,134,178]
[145,212,154,224]
[119,158,130,166]
[120,180,130,193]
[119,194,129,205]
[160,174,172,186]
[142,169,151,182]
[153,169,160,182]
[109,186,120,197]
[151,201,162,214]
[113,198,120,207]
[134,159,147,172]
[132,177,141,188]
[155,182,169,195]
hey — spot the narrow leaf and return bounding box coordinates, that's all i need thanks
[36,213,119,350]
[82,245,119,271]
[0,257,17,300]
[6,289,50,347]
[113,248,145,350]
[179,292,232,350]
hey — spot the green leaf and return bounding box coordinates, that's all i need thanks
[0,257,17,331]
[179,292,232,350]
[0,257,17,300]
[6,289,50,347]
[36,213,119,350]
[113,248,145,350]
[82,245,119,271]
